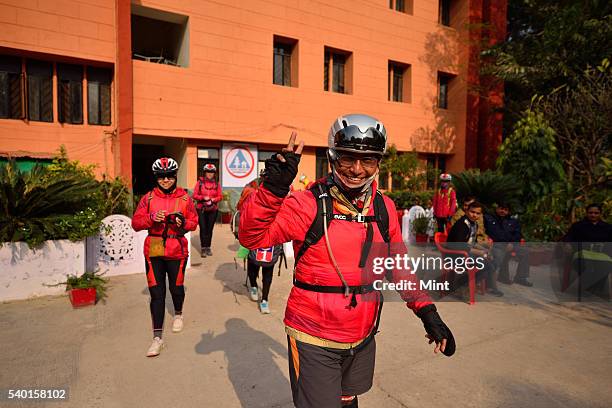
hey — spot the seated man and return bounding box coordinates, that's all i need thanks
[485,203,532,287]
[447,202,502,297]
[450,195,490,246]
[563,203,612,299]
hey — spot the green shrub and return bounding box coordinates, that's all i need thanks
[0,148,130,248]
[451,169,522,211]
[384,190,435,209]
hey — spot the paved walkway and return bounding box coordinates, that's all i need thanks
[0,225,611,408]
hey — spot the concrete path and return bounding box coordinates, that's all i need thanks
[0,224,610,408]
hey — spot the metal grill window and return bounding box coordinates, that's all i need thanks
[27,60,53,123]
[0,56,24,119]
[87,67,112,126]
[273,42,292,86]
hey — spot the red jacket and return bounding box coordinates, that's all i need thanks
[132,187,198,260]
[239,183,432,343]
[433,186,457,218]
[192,177,223,211]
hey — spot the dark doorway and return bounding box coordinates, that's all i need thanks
[132,144,165,195]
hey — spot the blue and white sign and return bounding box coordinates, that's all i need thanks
[222,143,258,187]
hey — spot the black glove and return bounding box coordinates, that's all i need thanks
[262,151,301,197]
[416,304,456,357]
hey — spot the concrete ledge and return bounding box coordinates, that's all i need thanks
[0,239,85,302]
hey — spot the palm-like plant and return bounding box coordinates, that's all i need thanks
[451,169,523,211]
[0,161,100,247]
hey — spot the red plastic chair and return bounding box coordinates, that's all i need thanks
[434,232,484,305]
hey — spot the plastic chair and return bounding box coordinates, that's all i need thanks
[434,232,484,305]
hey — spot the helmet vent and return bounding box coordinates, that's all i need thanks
[376,124,380,131]
[342,120,348,128]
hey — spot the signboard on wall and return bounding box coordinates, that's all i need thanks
[221,143,258,187]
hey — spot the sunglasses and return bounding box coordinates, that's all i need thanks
[157,176,176,181]
[336,152,380,169]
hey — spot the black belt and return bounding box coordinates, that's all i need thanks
[149,233,184,239]
[293,278,377,308]
[293,278,375,294]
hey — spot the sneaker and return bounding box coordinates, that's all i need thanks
[201,248,207,258]
[172,315,184,333]
[514,278,533,287]
[487,288,504,297]
[205,247,213,256]
[146,337,164,357]
[260,300,270,314]
[249,286,258,302]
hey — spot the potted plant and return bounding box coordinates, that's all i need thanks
[411,214,430,243]
[59,272,108,308]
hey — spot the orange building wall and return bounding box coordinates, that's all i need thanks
[131,0,470,172]
[0,0,117,177]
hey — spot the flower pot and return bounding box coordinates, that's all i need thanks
[69,287,96,308]
[221,212,232,224]
[415,233,428,243]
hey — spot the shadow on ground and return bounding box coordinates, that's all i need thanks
[196,318,291,408]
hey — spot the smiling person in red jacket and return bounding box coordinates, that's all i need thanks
[239,114,455,408]
[132,157,198,357]
[192,163,223,257]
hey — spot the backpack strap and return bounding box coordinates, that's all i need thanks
[146,191,154,212]
[295,185,391,269]
[294,183,333,267]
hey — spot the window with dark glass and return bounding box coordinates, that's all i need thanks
[332,53,345,93]
[389,0,412,14]
[315,148,329,179]
[26,60,53,122]
[438,73,453,109]
[87,67,112,125]
[57,64,83,124]
[273,41,292,86]
[388,61,411,103]
[0,56,24,120]
[439,0,451,26]
[324,48,350,94]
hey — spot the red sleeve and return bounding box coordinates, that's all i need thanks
[132,194,154,231]
[192,181,204,201]
[211,183,223,203]
[238,186,313,249]
[383,196,433,313]
[450,189,457,214]
[183,197,199,231]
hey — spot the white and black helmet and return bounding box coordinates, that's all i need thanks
[203,163,217,173]
[327,114,387,162]
[152,157,179,176]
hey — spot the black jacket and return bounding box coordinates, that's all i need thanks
[446,215,477,253]
[485,214,522,242]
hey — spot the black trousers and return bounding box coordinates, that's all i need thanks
[436,217,448,233]
[247,260,274,301]
[145,257,187,332]
[198,209,217,248]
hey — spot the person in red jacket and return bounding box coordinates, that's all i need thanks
[192,163,223,257]
[433,173,457,233]
[239,114,455,408]
[132,157,198,357]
